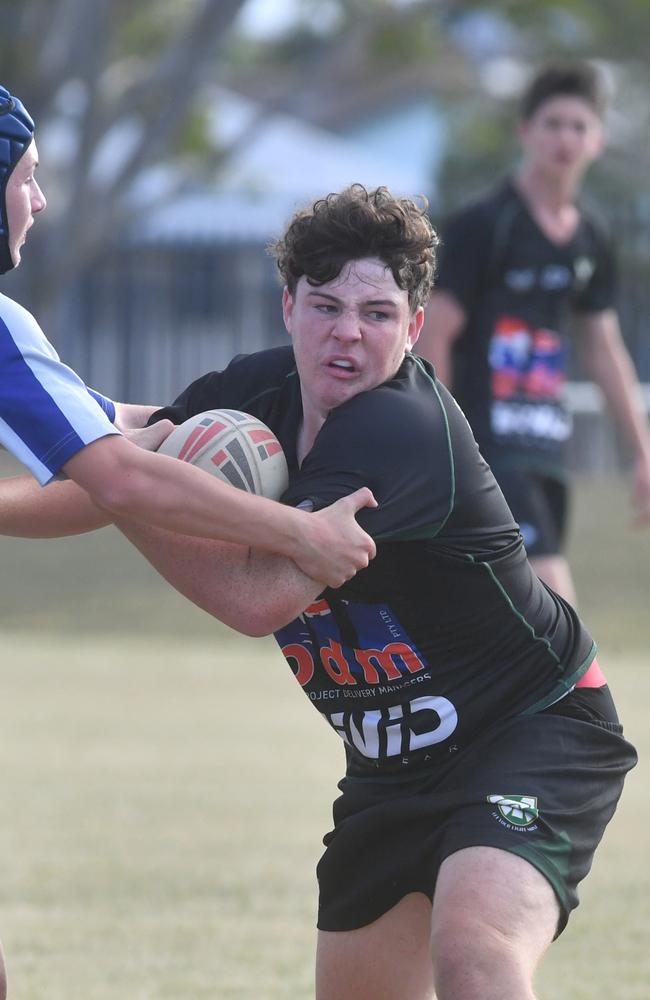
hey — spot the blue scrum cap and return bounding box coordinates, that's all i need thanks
[0,85,35,274]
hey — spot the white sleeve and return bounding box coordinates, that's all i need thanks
[0,293,119,484]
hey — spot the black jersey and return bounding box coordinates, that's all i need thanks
[156,346,596,775]
[433,179,616,478]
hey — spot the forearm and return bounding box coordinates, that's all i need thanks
[0,475,111,537]
[63,436,375,588]
[117,519,321,635]
[579,314,650,459]
[65,435,315,560]
[421,335,454,387]
[601,363,650,459]
[417,291,465,387]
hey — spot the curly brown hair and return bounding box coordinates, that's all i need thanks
[269,184,438,312]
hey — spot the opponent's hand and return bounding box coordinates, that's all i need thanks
[125,419,174,452]
[114,402,162,432]
[293,487,377,588]
[631,450,650,527]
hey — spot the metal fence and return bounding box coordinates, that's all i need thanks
[55,243,287,405]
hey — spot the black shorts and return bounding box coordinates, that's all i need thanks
[488,464,568,558]
[316,687,637,935]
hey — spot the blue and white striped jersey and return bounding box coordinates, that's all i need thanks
[0,292,118,484]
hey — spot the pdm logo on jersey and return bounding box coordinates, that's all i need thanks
[275,598,459,763]
[487,794,539,831]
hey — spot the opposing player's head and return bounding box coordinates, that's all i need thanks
[270,185,438,417]
[270,184,438,314]
[517,62,606,181]
[0,84,45,274]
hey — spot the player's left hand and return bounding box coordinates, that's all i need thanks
[631,450,650,527]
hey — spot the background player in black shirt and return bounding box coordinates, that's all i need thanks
[419,61,650,605]
[0,185,636,1000]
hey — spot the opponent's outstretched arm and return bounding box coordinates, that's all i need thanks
[61,431,375,588]
[0,471,333,632]
[0,474,112,537]
[1,408,377,587]
[0,464,376,596]
[0,423,170,538]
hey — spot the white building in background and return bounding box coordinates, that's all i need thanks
[138,88,438,247]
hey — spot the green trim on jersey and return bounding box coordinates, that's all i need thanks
[519,642,597,716]
[471,557,562,667]
[378,354,456,543]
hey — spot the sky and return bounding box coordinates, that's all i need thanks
[236,0,311,39]
[235,0,420,39]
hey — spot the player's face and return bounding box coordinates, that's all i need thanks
[283,257,423,421]
[5,140,46,267]
[518,96,604,182]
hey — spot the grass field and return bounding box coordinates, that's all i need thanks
[0,460,649,998]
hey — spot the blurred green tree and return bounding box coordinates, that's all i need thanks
[0,0,249,329]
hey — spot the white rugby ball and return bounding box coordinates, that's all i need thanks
[158,409,289,500]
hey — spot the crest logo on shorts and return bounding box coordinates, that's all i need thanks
[487,794,539,829]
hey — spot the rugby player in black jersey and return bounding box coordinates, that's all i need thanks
[419,61,650,605]
[0,185,637,1000]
